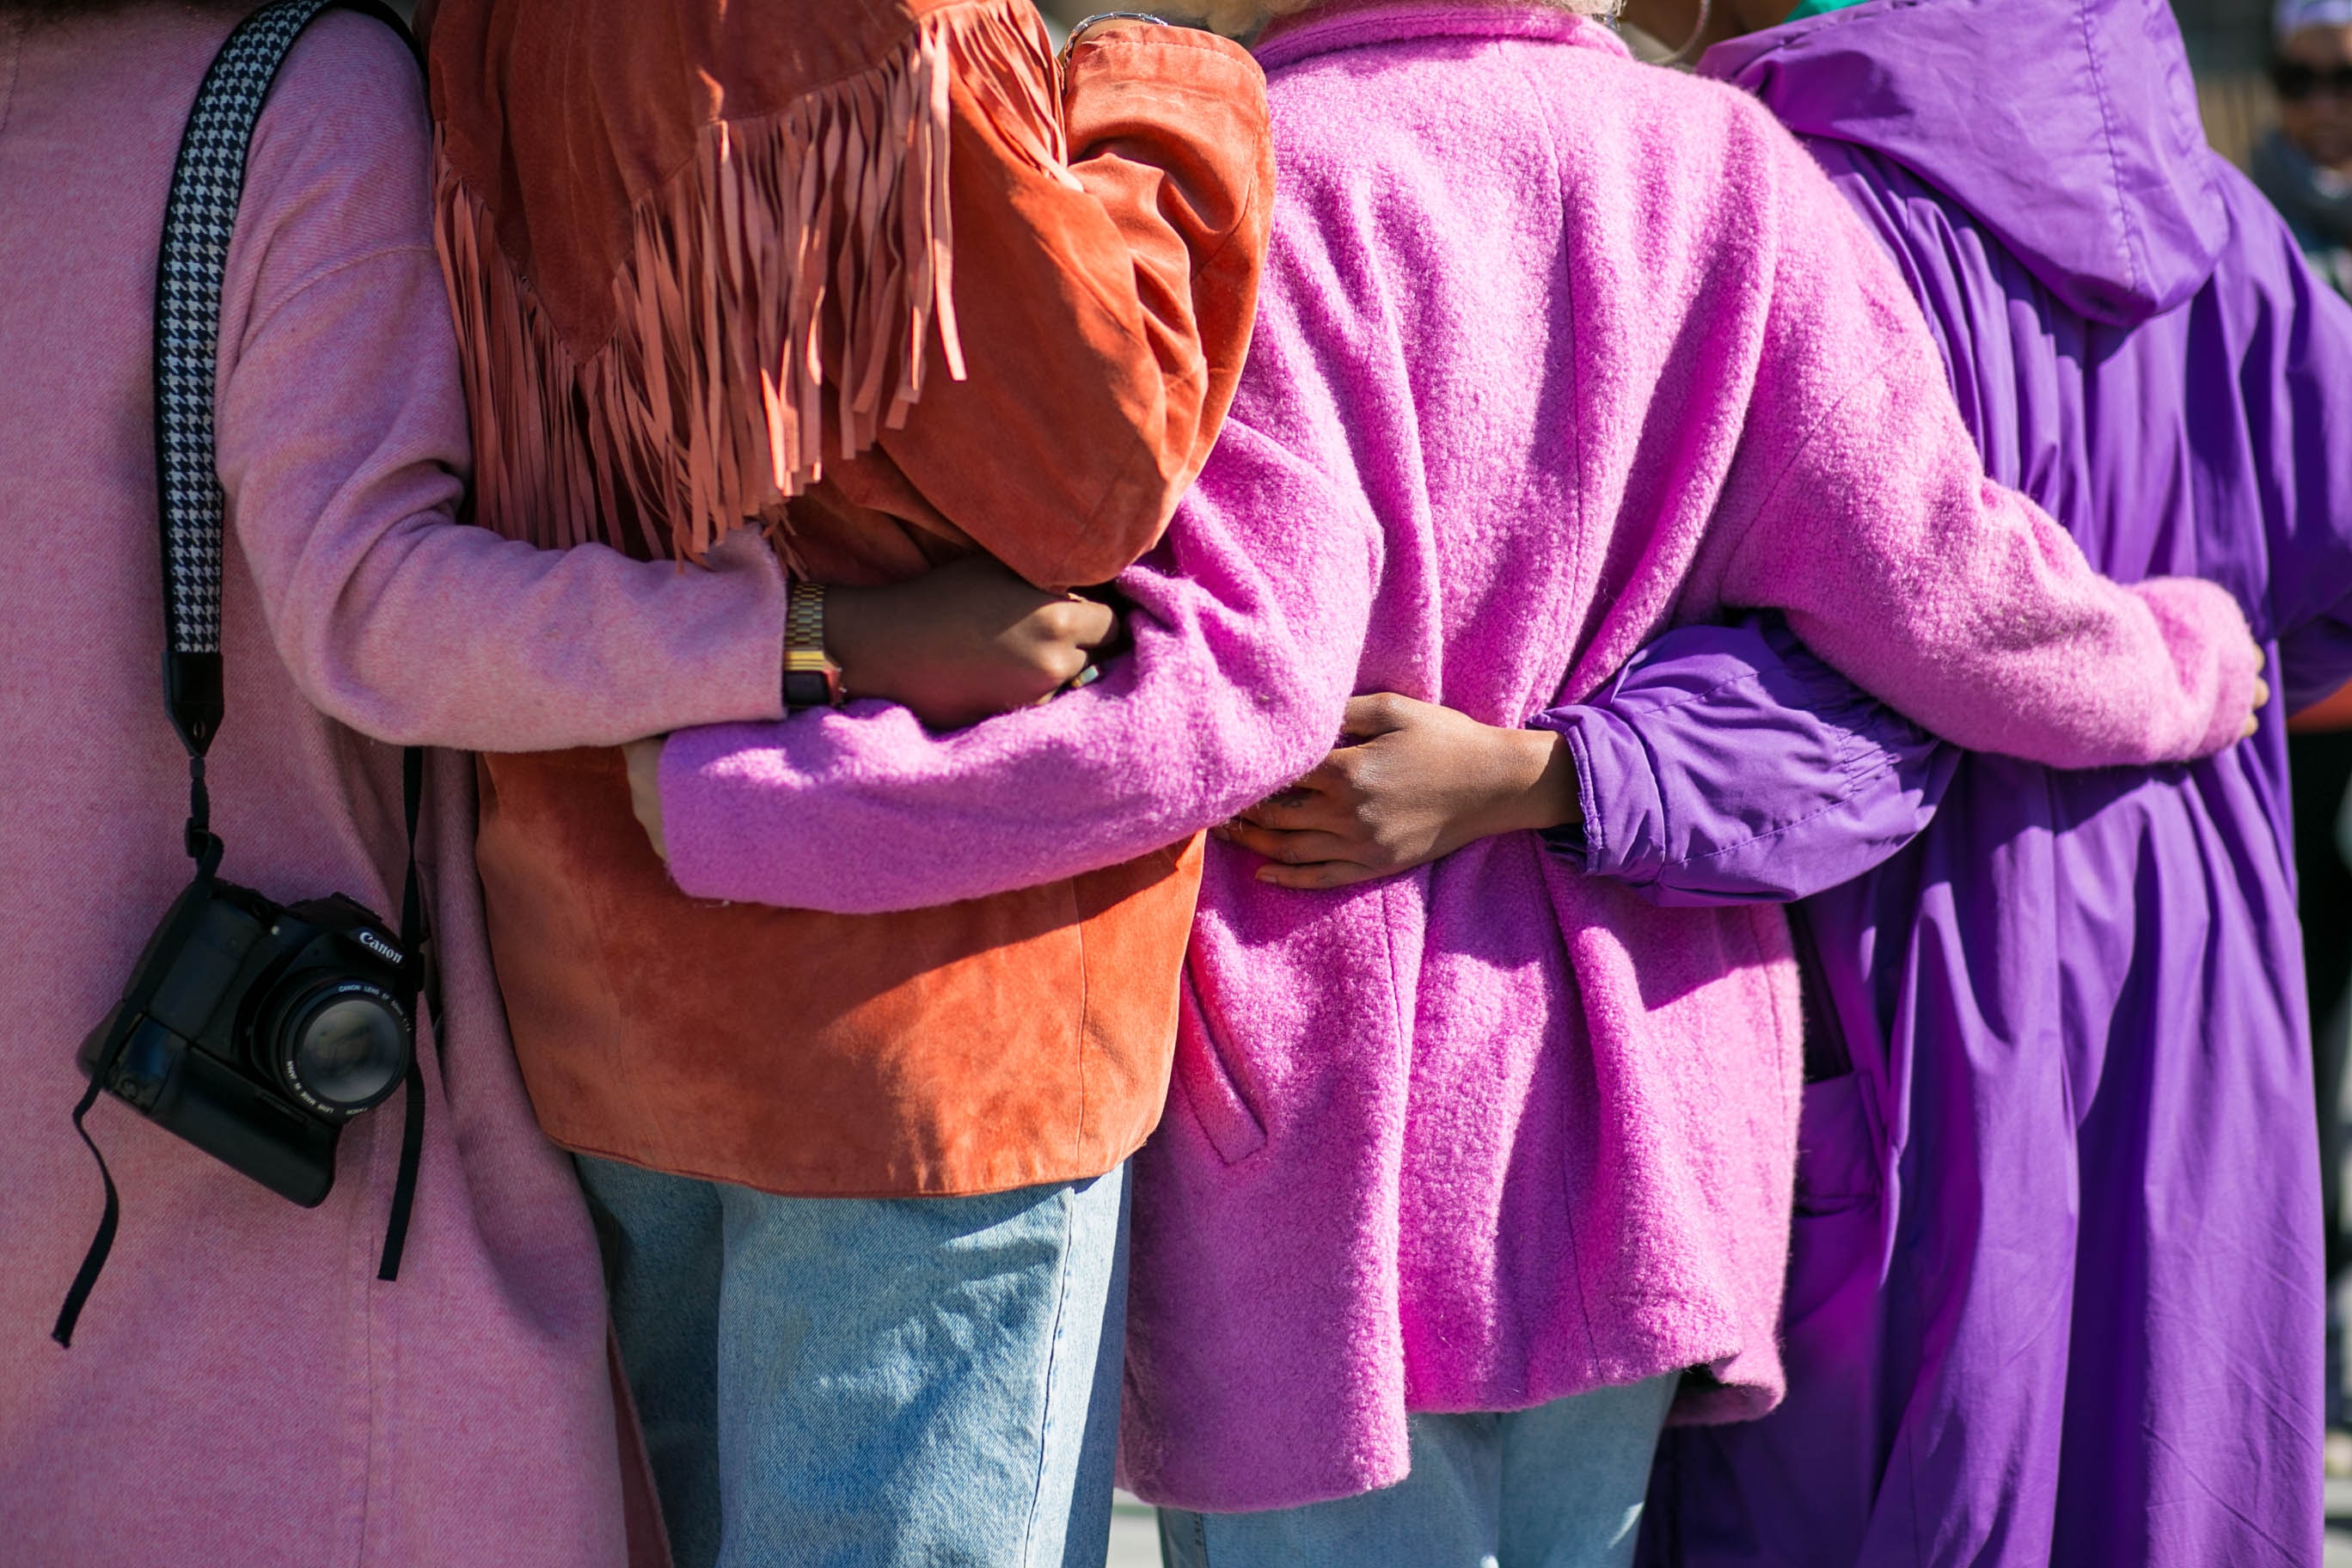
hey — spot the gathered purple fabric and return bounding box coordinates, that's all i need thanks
[657,3,2263,1512]
[1537,0,2352,1562]
[1534,615,1951,905]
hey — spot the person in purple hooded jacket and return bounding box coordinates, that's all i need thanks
[1218,0,2352,1560]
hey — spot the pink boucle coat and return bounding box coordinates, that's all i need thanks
[657,3,2259,1513]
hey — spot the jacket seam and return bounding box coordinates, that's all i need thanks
[2075,0,2147,306]
[1038,357,1209,587]
[1510,34,1591,702]
[1509,33,1602,1365]
[1663,752,1904,873]
[1718,342,1909,594]
[1563,720,1608,867]
[1582,665,1790,725]
[234,244,438,358]
[1708,123,1914,584]
[1745,898,1796,1216]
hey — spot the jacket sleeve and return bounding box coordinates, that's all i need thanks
[658,412,1381,914]
[215,17,788,752]
[1534,615,1951,906]
[1690,112,2261,769]
[854,25,1275,590]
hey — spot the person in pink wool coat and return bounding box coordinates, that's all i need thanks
[632,0,2266,1560]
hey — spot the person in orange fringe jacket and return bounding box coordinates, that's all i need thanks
[419,2,1273,1564]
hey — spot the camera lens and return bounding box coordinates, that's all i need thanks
[268,979,409,1118]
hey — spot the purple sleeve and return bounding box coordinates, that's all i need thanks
[1533,615,1953,907]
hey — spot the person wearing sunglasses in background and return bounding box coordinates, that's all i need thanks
[2257,0,2352,300]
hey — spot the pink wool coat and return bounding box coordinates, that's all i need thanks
[655,3,2260,1513]
[0,13,788,1565]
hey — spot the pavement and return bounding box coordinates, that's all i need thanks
[1112,1485,2352,1565]
[1108,1491,1159,1568]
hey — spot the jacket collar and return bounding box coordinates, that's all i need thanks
[1255,3,1628,74]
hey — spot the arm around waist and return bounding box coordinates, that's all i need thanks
[1539,615,1951,905]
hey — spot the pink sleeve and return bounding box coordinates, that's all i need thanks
[658,419,1378,913]
[214,16,787,752]
[1694,128,2259,767]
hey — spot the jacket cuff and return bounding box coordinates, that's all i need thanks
[658,721,765,903]
[2135,576,2264,759]
[1530,707,1666,885]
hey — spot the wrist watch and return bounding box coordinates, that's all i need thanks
[783,580,844,711]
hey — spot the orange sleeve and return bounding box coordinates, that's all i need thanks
[861,24,1275,590]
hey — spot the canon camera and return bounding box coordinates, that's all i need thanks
[78,876,413,1207]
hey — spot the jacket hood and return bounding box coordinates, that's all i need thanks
[1700,0,2228,324]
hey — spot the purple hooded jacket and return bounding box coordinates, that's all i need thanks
[1543,0,2352,1561]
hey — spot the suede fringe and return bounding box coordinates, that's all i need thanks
[434,0,1069,560]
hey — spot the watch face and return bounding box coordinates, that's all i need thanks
[783,670,833,710]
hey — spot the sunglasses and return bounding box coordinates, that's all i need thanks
[2273,60,2352,100]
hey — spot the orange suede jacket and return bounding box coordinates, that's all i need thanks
[434,9,1273,1196]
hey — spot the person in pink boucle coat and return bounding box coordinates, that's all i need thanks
[637,0,2264,1558]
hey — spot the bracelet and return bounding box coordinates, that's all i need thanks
[1060,11,1169,66]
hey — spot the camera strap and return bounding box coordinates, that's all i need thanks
[56,0,428,1348]
[376,745,431,1283]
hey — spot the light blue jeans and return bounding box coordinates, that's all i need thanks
[578,1155,1130,1568]
[1155,1374,1676,1568]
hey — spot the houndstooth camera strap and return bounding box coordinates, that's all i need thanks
[154,0,340,760]
[50,0,438,1355]
[153,0,438,1288]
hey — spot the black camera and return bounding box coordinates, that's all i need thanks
[79,876,413,1207]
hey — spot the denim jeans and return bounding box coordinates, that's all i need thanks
[1155,1374,1675,1568]
[578,1155,1130,1568]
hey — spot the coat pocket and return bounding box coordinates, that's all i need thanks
[1784,1072,1887,1365]
[1792,1069,1879,1216]
[1174,966,1267,1164]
